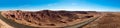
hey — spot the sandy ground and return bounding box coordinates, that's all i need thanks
[0,19,13,28]
[83,13,120,28]
[1,10,101,28]
[0,11,13,28]
[0,11,36,28]
[1,11,120,28]
[0,11,101,28]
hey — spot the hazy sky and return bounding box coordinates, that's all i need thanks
[0,0,120,11]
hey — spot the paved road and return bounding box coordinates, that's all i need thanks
[0,18,13,28]
[64,16,101,28]
[0,12,101,28]
[0,12,36,28]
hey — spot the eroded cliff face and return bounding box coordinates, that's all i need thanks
[1,10,120,28]
[1,10,100,28]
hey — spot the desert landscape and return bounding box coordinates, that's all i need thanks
[0,10,120,28]
[0,0,119,28]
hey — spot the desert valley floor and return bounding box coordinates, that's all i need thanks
[0,10,120,28]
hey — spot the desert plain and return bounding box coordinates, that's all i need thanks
[0,10,120,28]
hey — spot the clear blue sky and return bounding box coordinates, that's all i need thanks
[0,0,120,11]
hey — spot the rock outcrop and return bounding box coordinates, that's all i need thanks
[1,10,100,28]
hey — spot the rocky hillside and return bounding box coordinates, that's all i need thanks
[1,10,102,28]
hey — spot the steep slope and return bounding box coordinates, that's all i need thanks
[0,11,36,28]
[1,10,101,28]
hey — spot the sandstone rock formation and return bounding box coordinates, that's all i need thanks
[1,10,101,28]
